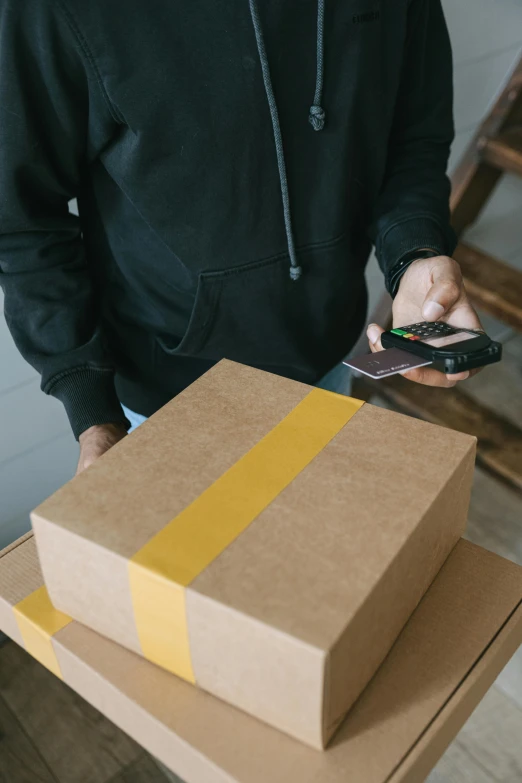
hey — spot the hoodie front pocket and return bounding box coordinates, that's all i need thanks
[155,233,366,377]
[155,253,302,366]
[154,271,223,357]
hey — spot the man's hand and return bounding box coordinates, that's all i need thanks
[366,255,482,388]
[77,423,127,475]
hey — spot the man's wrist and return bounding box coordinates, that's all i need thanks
[79,422,128,444]
[389,248,439,298]
[47,367,130,440]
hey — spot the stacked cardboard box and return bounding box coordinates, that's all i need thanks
[1,360,520,781]
[31,360,476,747]
[1,533,521,783]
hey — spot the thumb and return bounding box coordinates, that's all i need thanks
[367,323,384,352]
[422,260,463,321]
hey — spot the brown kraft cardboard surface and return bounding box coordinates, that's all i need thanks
[1,535,521,783]
[31,360,477,747]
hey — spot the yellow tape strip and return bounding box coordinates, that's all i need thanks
[13,586,72,679]
[129,389,364,681]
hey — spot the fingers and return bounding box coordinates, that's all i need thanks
[445,301,484,331]
[366,322,467,386]
[76,445,99,475]
[446,370,471,382]
[401,366,470,387]
[76,454,96,476]
[422,258,463,321]
[76,442,105,475]
[365,320,477,388]
[76,423,127,474]
[367,323,384,352]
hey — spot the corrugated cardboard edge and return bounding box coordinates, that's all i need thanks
[0,532,36,646]
[388,595,522,782]
[0,531,34,558]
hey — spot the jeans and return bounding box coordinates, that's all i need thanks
[122,363,353,433]
[122,405,148,434]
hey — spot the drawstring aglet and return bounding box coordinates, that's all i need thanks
[289,265,303,281]
[309,105,326,131]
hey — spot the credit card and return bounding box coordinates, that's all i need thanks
[343,348,432,379]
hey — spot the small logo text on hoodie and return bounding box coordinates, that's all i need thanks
[353,10,380,25]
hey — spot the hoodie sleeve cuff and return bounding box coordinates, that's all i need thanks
[45,368,130,440]
[377,216,457,295]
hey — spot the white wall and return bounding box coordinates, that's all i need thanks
[1,1,522,546]
[0,287,77,547]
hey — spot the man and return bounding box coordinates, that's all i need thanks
[0,0,480,475]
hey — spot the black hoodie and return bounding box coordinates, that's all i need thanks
[0,0,456,438]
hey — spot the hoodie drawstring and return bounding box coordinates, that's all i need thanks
[248,0,326,282]
[309,0,326,131]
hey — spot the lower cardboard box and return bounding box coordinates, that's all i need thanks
[1,533,521,782]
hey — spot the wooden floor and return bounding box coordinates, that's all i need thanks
[0,336,521,783]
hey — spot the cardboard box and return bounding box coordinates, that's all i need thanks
[2,534,521,783]
[31,360,476,748]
